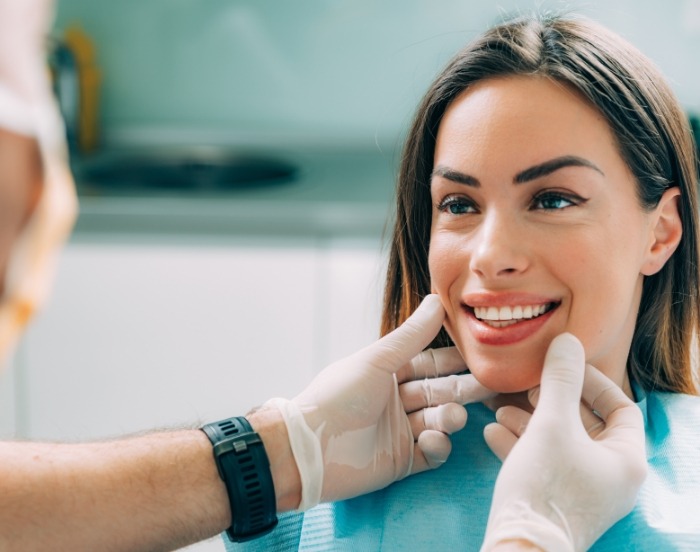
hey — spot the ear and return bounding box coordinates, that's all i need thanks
[640,187,682,276]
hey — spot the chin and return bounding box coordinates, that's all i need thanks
[458,346,545,393]
[471,368,540,394]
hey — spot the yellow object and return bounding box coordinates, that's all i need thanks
[63,24,101,153]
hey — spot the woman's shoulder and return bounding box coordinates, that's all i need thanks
[643,389,700,448]
[646,389,700,417]
[619,390,700,549]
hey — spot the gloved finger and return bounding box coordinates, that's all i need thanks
[580,402,606,438]
[581,364,645,448]
[493,401,606,442]
[532,333,586,420]
[483,422,517,462]
[494,405,531,438]
[410,430,453,473]
[529,386,605,438]
[486,392,533,414]
[359,294,444,374]
[407,403,467,438]
[396,347,467,384]
[527,385,540,408]
[582,363,633,420]
[400,373,495,412]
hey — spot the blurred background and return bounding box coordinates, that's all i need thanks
[50,0,700,149]
[1,1,699,549]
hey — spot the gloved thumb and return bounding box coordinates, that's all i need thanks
[533,333,586,419]
[361,294,445,374]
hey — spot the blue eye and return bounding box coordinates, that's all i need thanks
[532,193,578,210]
[438,196,477,215]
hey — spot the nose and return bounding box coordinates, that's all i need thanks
[469,211,530,279]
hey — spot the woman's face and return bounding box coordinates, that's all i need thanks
[428,75,663,395]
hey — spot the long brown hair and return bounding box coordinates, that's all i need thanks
[382,13,700,394]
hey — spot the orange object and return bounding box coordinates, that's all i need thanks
[63,24,101,152]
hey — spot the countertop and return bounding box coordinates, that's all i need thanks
[70,146,398,239]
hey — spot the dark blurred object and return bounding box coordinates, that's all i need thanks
[690,113,700,175]
[690,114,699,149]
[74,147,297,192]
[49,39,79,150]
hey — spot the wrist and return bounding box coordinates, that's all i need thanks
[248,407,302,512]
[488,539,545,551]
[192,429,233,532]
[482,501,574,552]
[200,417,278,541]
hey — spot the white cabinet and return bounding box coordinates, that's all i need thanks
[20,237,321,440]
[17,235,386,442]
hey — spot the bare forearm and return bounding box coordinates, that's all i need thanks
[0,409,302,551]
[0,430,230,551]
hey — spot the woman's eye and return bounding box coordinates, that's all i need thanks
[437,196,477,215]
[531,192,581,211]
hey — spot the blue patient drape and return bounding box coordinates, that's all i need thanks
[227,387,700,551]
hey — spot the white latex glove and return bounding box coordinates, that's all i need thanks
[265,294,493,510]
[481,333,647,552]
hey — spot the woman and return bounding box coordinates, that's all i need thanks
[231,12,700,551]
[384,13,698,399]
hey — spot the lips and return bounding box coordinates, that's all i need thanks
[461,294,560,345]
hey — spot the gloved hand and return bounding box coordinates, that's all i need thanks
[265,294,493,510]
[481,333,647,552]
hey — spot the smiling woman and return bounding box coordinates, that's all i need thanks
[229,12,700,552]
[384,20,700,399]
[427,75,682,396]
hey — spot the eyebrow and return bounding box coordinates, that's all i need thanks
[430,155,604,187]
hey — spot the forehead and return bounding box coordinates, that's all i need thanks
[434,75,620,171]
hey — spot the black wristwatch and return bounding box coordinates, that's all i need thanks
[201,417,278,542]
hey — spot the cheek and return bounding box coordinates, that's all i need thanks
[428,232,465,341]
[548,229,645,386]
[428,231,463,292]
[564,263,643,367]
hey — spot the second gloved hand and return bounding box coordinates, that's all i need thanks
[481,333,647,552]
[264,294,490,510]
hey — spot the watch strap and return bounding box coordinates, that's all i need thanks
[201,416,278,542]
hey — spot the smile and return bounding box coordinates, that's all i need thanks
[472,302,557,328]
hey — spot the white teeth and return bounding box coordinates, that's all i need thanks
[474,303,551,322]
